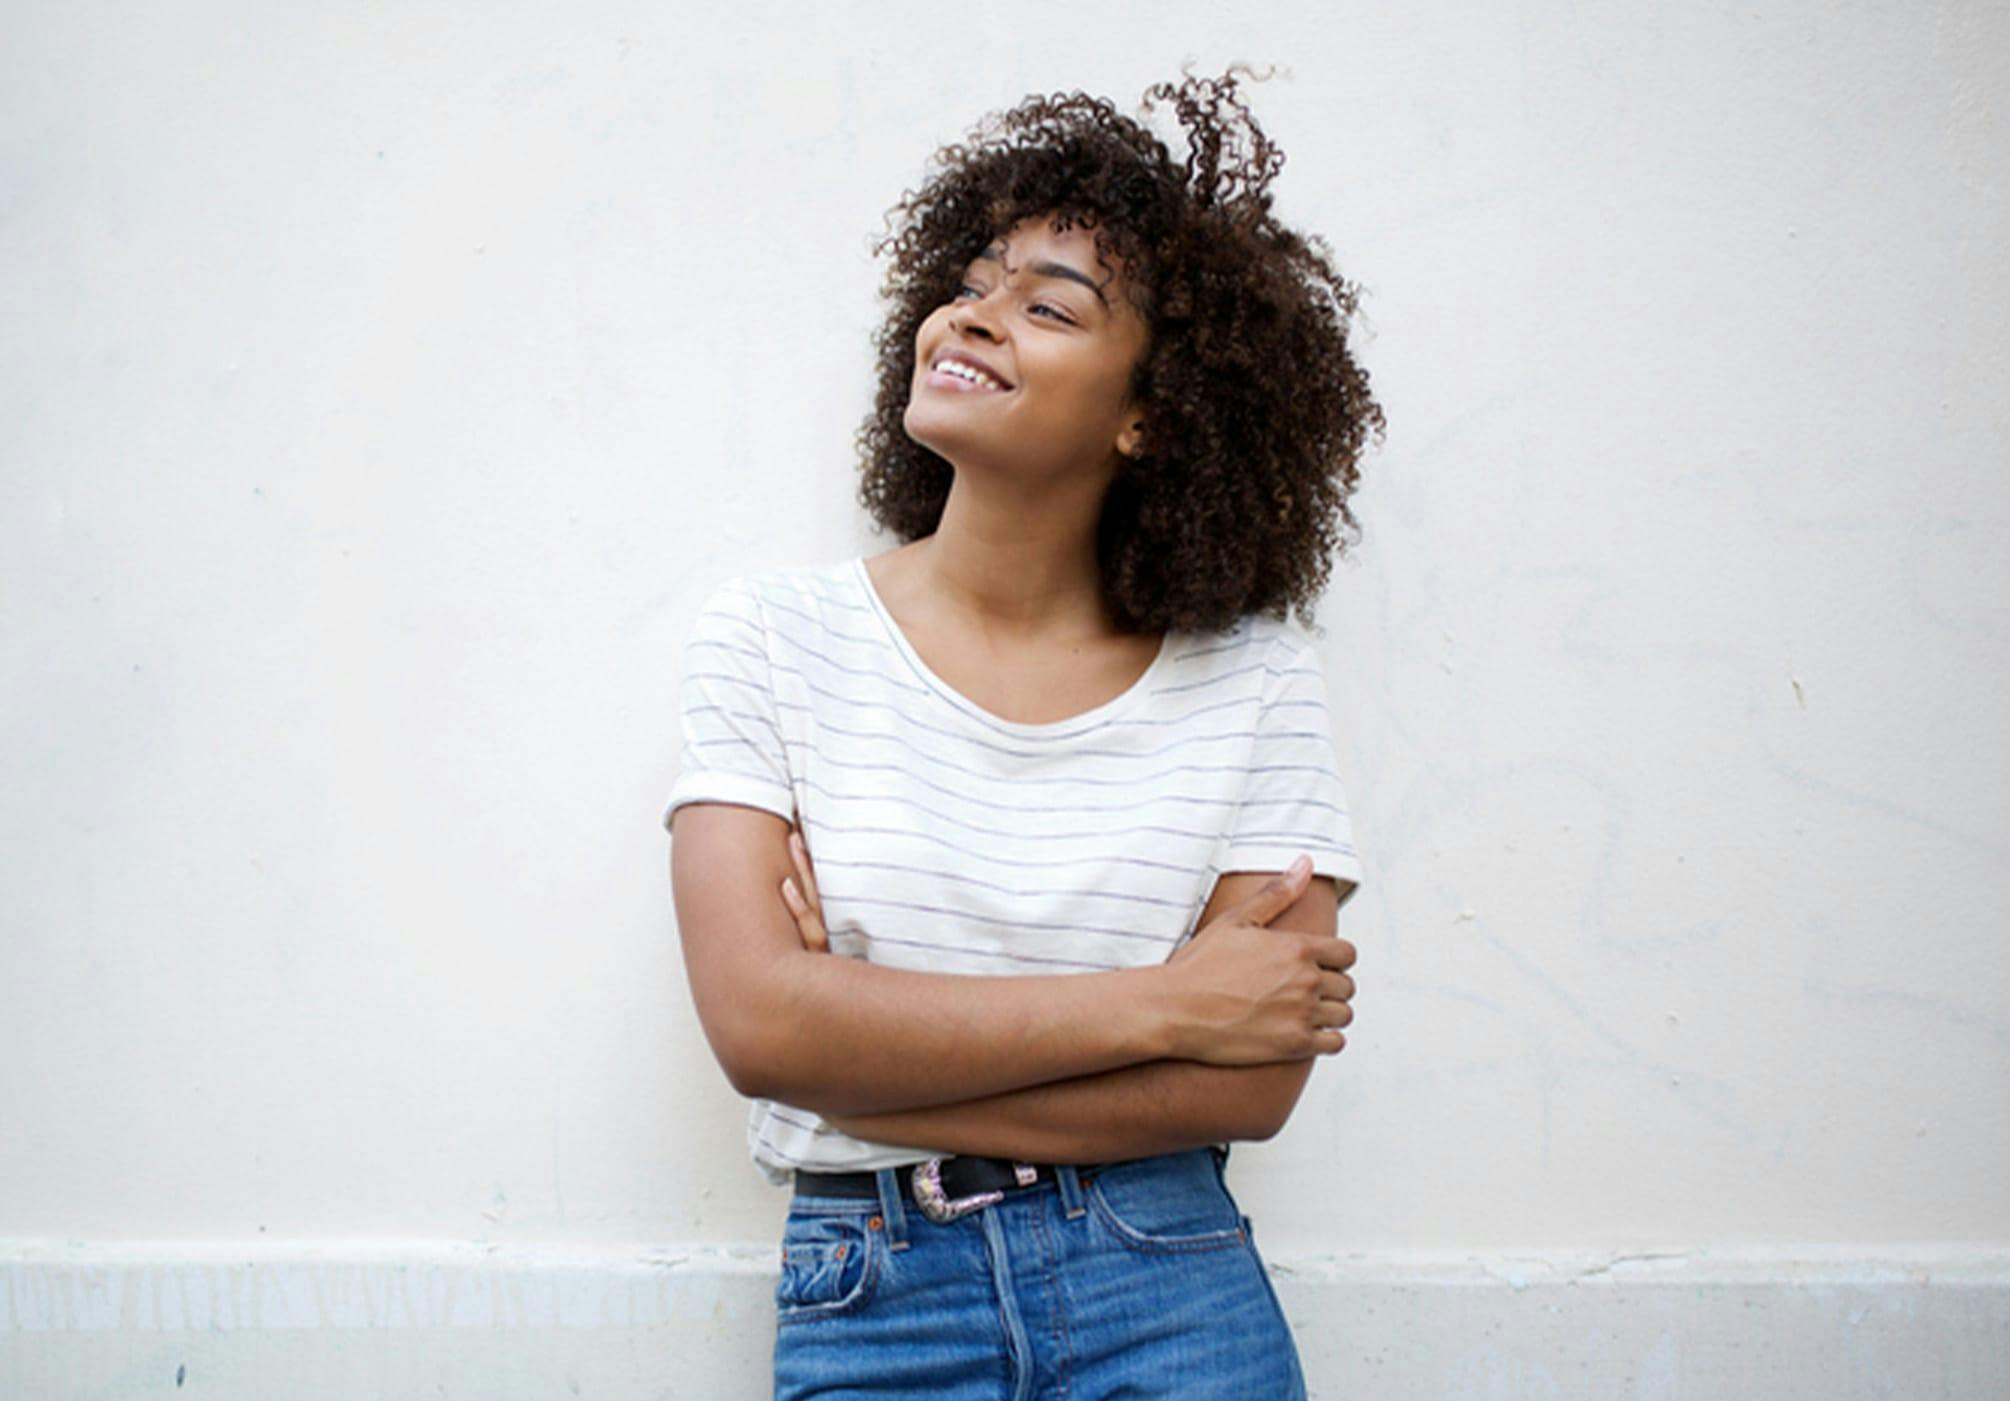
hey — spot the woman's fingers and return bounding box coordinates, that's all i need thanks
[1318,969,1354,1035]
[782,825,829,953]
[789,827,823,910]
[1317,997,1354,1030]
[780,874,828,952]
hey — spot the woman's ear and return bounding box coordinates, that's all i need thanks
[1117,418,1147,460]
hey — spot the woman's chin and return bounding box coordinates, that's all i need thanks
[900,409,973,463]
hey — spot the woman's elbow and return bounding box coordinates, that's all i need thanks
[693,1000,789,1103]
[1236,1061,1316,1142]
[719,1046,778,1102]
[1239,1102,1290,1143]
[710,1004,836,1109]
[684,938,824,1104]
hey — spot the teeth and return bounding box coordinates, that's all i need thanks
[934,358,1003,389]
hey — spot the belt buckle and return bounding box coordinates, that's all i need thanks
[909,1157,1020,1224]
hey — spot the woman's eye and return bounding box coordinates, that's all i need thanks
[950,284,1072,324]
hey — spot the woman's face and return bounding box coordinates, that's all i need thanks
[903,214,1151,480]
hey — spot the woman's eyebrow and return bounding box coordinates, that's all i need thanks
[975,246,1110,309]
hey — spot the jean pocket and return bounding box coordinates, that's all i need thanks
[775,1209,882,1323]
[1087,1156,1247,1255]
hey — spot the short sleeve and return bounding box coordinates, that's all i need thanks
[661,577,797,833]
[1219,629,1366,905]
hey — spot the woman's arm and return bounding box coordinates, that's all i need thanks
[825,1060,1311,1163]
[670,803,1352,1118]
[815,873,1352,1161]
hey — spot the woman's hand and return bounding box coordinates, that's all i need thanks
[1160,857,1356,1064]
[778,823,829,953]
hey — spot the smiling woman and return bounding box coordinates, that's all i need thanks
[664,62,1380,1400]
[904,216,1154,494]
[856,64,1384,636]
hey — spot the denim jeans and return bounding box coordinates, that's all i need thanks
[771,1145,1308,1399]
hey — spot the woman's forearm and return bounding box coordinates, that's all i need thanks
[823,1056,1318,1163]
[735,953,1187,1118]
[674,806,1214,1118]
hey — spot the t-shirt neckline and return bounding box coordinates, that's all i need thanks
[850,555,1172,738]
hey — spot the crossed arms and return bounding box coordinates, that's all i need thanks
[667,802,1358,1164]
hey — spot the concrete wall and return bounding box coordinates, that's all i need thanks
[4,0,2006,1395]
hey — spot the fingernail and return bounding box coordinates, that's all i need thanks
[782,876,800,905]
[1290,855,1311,877]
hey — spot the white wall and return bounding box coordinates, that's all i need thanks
[4,1,2006,1395]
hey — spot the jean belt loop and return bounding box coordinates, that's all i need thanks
[873,1167,911,1251]
[1055,1163,1088,1220]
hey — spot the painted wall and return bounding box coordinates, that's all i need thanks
[5,0,2006,1393]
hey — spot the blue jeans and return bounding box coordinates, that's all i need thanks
[771,1146,1308,1399]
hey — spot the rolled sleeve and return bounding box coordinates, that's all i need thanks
[662,577,796,832]
[1219,628,1366,903]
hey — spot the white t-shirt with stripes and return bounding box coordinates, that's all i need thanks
[663,555,1366,1186]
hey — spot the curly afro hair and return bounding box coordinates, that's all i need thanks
[854,63,1384,637]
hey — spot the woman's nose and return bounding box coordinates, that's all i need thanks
[948,300,1002,341]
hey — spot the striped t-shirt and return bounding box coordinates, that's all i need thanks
[662,555,1366,1186]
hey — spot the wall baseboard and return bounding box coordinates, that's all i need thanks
[5,1241,2005,1398]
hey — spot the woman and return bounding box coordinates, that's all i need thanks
[665,65,1382,1399]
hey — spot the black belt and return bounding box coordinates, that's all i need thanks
[794,1154,1113,1224]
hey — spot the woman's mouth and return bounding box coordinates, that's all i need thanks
[926,356,1010,392]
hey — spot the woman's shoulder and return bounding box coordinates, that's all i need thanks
[1170,609,1308,670]
[1155,613,1342,724]
[697,557,873,638]
[695,558,876,667]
